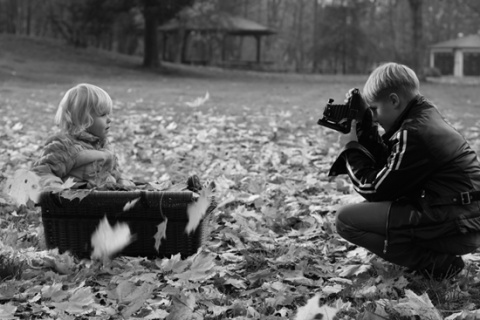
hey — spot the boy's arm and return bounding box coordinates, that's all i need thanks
[329,109,389,176]
[356,108,389,165]
[342,128,432,202]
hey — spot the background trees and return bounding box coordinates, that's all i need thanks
[0,0,479,74]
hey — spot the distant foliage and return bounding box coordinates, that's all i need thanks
[423,66,442,77]
[0,0,480,72]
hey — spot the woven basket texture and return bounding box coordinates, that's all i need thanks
[39,190,215,259]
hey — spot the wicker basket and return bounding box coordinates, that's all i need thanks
[39,190,216,259]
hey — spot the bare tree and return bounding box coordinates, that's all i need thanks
[142,0,195,68]
[408,0,424,77]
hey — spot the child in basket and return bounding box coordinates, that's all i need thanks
[32,83,135,190]
[331,62,480,280]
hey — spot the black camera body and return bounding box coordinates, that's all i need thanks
[317,88,363,133]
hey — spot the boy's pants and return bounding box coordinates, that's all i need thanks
[335,201,480,272]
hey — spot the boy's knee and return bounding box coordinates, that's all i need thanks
[334,203,370,239]
[335,205,354,236]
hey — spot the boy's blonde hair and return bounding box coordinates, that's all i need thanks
[363,62,420,103]
[55,83,112,135]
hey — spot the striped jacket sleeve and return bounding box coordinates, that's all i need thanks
[342,128,432,202]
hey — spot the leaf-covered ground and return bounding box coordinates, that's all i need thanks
[1,35,480,319]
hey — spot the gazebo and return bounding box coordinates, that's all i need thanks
[158,12,275,67]
[429,33,480,77]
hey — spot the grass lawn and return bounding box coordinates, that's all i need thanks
[1,35,480,132]
[2,34,480,319]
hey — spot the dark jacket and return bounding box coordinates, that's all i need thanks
[330,95,480,235]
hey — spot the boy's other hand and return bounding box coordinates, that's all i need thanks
[338,120,358,146]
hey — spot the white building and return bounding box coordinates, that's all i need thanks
[430,34,480,77]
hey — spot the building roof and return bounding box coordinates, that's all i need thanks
[430,34,480,49]
[159,12,275,36]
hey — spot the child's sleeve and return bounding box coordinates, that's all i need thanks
[31,137,78,182]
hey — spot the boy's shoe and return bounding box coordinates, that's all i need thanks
[420,256,465,281]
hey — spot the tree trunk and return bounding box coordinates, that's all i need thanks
[26,0,32,36]
[408,0,424,78]
[312,0,318,72]
[6,0,17,34]
[143,1,160,68]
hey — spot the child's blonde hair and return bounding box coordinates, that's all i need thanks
[55,83,113,135]
[363,62,420,104]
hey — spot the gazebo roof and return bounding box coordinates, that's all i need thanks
[158,12,275,36]
[430,34,480,49]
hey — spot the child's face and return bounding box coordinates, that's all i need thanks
[87,111,111,140]
[369,94,403,132]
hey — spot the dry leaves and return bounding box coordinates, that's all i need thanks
[4,169,41,206]
[2,94,480,320]
[153,219,168,252]
[90,216,132,261]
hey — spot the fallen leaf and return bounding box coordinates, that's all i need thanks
[185,91,210,108]
[158,253,190,273]
[166,292,201,320]
[338,264,371,277]
[50,286,95,315]
[4,169,41,205]
[185,182,214,234]
[295,293,338,320]
[390,289,443,320]
[123,197,140,211]
[59,189,92,201]
[175,252,217,282]
[0,303,17,319]
[153,219,168,252]
[91,216,132,261]
[145,309,169,319]
[59,177,77,190]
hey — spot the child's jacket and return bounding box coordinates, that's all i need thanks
[330,95,480,236]
[32,131,125,188]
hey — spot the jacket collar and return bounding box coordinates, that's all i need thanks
[383,94,424,140]
[72,131,105,147]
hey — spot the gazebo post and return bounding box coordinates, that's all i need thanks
[162,33,168,61]
[454,49,464,77]
[181,30,191,63]
[255,35,261,63]
[222,33,227,62]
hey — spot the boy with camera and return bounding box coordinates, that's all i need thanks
[329,62,480,280]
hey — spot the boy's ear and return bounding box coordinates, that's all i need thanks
[388,93,401,108]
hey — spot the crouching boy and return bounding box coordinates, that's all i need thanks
[331,62,480,280]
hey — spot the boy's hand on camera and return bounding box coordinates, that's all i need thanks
[338,120,358,146]
[345,88,357,102]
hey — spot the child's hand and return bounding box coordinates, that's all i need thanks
[75,150,114,168]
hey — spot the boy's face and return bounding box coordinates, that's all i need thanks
[87,111,111,140]
[369,94,403,132]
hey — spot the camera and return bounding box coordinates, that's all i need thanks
[317,88,363,133]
